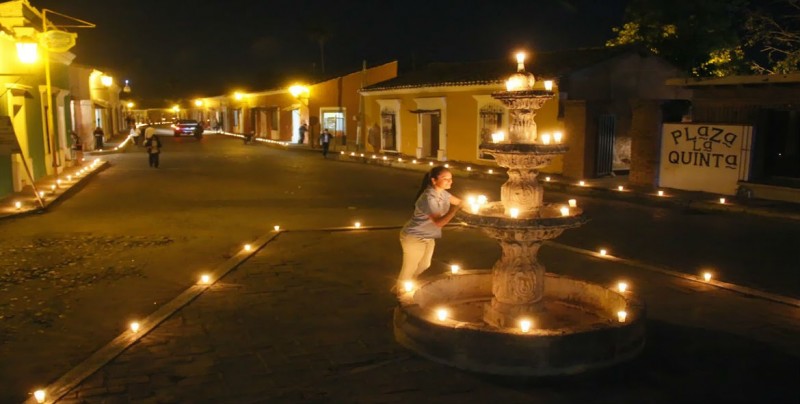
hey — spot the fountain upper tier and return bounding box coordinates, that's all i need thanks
[459,202,586,234]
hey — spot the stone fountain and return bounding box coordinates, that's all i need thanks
[393,53,645,376]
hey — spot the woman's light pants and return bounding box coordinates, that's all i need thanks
[398,232,435,287]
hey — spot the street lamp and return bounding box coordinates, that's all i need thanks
[15,37,38,64]
[288,84,310,105]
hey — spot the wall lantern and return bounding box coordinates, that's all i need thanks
[16,37,39,64]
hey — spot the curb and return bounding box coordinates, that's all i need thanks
[0,160,110,222]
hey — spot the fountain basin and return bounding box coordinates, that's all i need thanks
[394,271,646,376]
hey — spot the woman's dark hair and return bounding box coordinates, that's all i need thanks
[413,166,450,205]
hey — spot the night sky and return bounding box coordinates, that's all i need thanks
[34,0,627,106]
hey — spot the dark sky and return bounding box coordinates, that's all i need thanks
[35,0,627,106]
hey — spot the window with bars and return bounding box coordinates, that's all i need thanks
[381,112,397,151]
[479,108,503,160]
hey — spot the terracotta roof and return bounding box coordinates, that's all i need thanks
[364,46,642,91]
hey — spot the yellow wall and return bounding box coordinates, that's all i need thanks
[363,84,565,173]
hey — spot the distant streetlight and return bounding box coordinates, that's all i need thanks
[288,84,310,105]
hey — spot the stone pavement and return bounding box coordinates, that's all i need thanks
[221,132,800,222]
[51,227,799,403]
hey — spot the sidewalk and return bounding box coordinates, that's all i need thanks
[0,132,133,221]
[223,132,800,222]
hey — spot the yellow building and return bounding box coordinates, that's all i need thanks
[193,61,398,146]
[361,48,688,178]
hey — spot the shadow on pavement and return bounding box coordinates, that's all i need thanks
[483,319,798,403]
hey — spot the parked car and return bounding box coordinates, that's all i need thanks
[172,119,200,136]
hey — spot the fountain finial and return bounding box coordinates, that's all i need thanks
[515,52,526,72]
[506,51,536,91]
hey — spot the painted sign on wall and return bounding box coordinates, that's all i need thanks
[659,123,753,195]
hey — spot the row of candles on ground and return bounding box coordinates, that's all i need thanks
[13,159,103,211]
[30,227,289,402]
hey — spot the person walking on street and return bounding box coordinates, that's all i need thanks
[396,166,462,292]
[368,123,381,152]
[145,134,162,168]
[70,131,83,165]
[298,122,308,144]
[93,126,105,150]
[319,128,333,158]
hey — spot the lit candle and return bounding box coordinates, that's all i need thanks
[617,310,627,323]
[350,152,355,156]
[488,169,493,174]
[545,176,551,182]
[618,282,628,292]
[372,155,377,159]
[560,206,569,216]
[617,185,624,191]
[444,164,449,168]
[274,225,280,231]
[519,319,532,333]
[467,166,472,171]
[429,162,433,166]
[34,390,45,403]
[50,184,56,192]
[509,208,519,218]
[398,158,403,162]
[403,280,414,293]
[354,221,361,228]
[568,199,577,208]
[450,264,460,274]
[540,133,551,145]
[67,175,72,181]
[412,159,418,164]
[703,272,712,282]
[658,190,664,197]
[340,151,345,155]
[719,197,726,204]
[130,321,140,332]
[38,191,45,198]
[14,201,21,210]
[477,195,488,205]
[467,196,476,205]
[244,244,252,251]
[360,153,364,157]
[553,131,563,143]
[94,159,100,164]
[599,249,608,256]
[579,181,585,186]
[200,274,211,284]
[470,203,479,214]
[56,179,62,186]
[436,308,449,321]
[491,131,505,143]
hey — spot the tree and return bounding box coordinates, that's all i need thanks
[606,0,751,77]
[746,0,800,73]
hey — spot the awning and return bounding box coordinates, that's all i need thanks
[408,109,440,114]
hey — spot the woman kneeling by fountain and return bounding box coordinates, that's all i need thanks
[397,166,462,292]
